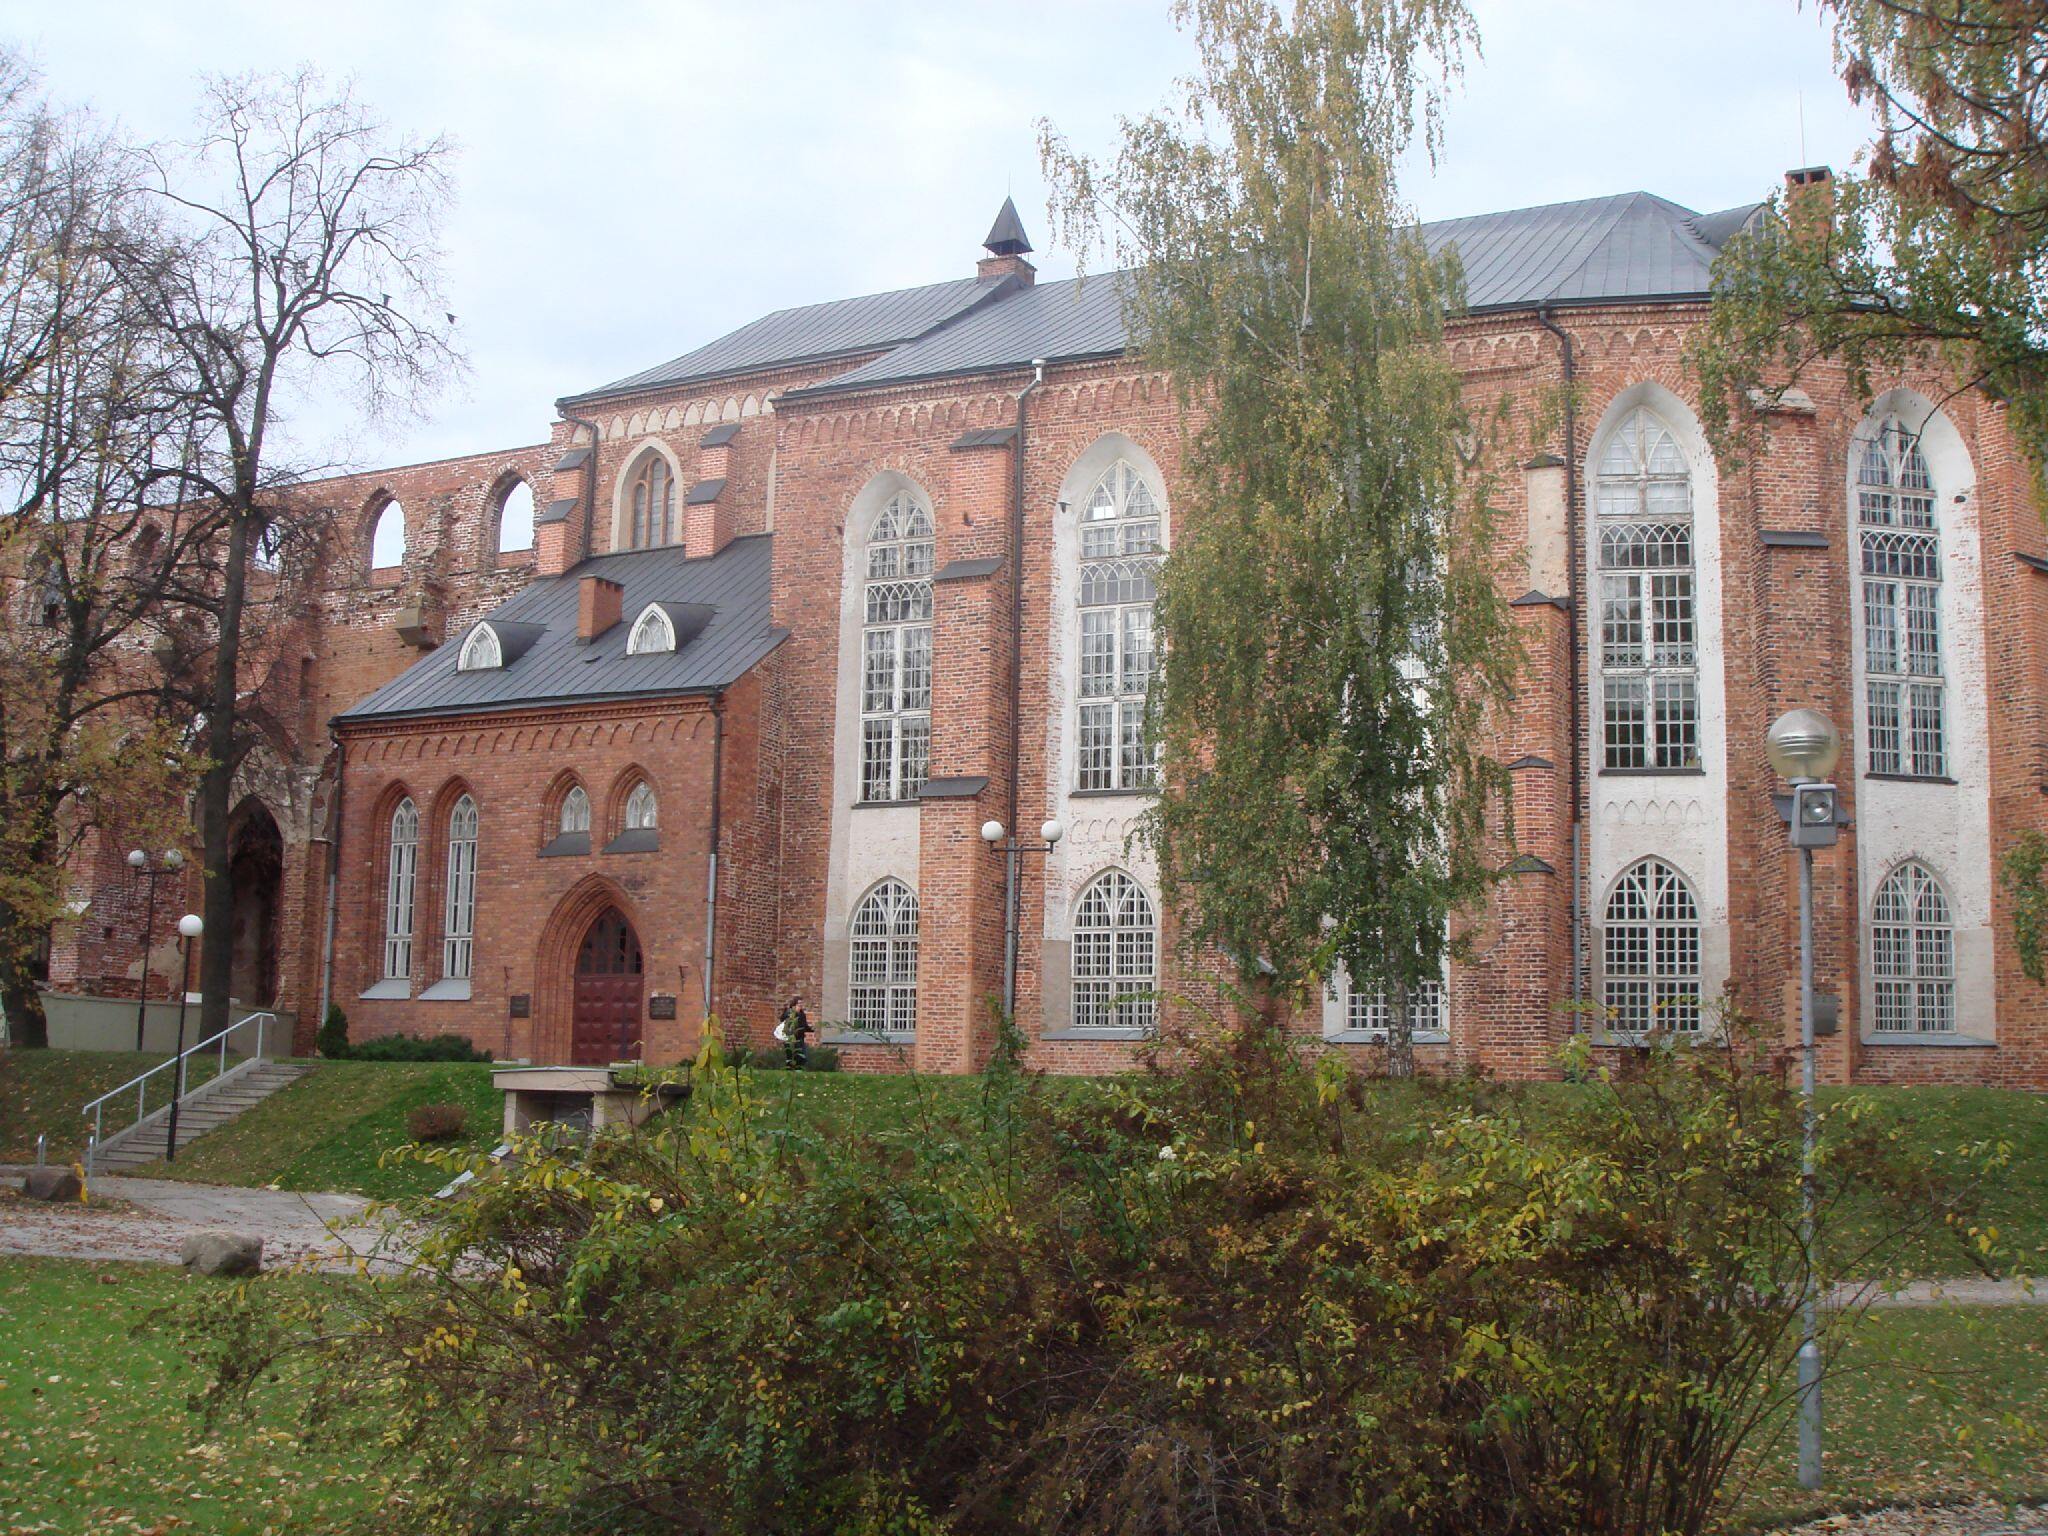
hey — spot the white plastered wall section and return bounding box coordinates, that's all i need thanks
[1586,383,1734,1034]
[1040,434,1169,1038]
[821,470,926,1025]
[1848,389,1996,1044]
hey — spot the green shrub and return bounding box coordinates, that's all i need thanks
[315,1004,349,1060]
[346,1032,491,1063]
[190,1013,1993,1536]
[406,1102,468,1142]
[807,1045,840,1073]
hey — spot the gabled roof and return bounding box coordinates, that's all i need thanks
[569,188,1766,409]
[561,274,1021,405]
[338,535,784,725]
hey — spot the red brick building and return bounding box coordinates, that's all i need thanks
[52,185,2048,1086]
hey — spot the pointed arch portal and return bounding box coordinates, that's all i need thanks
[571,905,644,1064]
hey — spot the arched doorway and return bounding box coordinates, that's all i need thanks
[571,906,644,1064]
[227,801,283,1006]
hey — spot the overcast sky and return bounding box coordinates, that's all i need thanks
[1,1,1879,469]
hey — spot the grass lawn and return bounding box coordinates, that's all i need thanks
[122,1059,502,1199]
[0,1257,396,1535]
[0,1046,234,1163]
[0,1254,2040,1534]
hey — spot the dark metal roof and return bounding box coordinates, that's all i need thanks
[562,275,1019,404]
[984,196,1032,256]
[577,189,1766,408]
[338,534,785,724]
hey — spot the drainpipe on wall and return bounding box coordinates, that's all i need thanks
[1002,360,1047,1019]
[315,735,345,1032]
[1535,308,1586,1014]
[702,691,726,1029]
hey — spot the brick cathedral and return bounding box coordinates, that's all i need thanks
[47,183,2048,1086]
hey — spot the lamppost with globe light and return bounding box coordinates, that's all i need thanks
[1765,706,1844,1493]
[980,817,1065,1019]
[165,913,203,1163]
[126,847,184,1052]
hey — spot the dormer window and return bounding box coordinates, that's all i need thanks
[627,604,676,655]
[457,623,503,672]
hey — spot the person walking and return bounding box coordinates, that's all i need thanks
[774,995,814,1069]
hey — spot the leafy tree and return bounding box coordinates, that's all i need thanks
[1039,0,1517,1071]
[1691,2,2048,463]
[132,70,462,1038]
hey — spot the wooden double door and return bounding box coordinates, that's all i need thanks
[571,906,644,1065]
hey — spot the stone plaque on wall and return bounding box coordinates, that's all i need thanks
[508,994,531,1018]
[648,994,677,1020]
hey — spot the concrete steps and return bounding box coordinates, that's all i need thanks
[93,1063,311,1170]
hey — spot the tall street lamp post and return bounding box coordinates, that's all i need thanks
[1765,706,1844,1494]
[165,913,203,1163]
[980,817,1065,1019]
[126,847,184,1051]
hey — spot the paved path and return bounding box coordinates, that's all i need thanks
[0,1171,408,1271]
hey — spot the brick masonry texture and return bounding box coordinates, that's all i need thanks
[42,261,2048,1086]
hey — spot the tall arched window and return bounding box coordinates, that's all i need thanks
[1602,857,1702,1035]
[1872,861,1956,1032]
[1077,462,1162,791]
[849,879,919,1036]
[1072,869,1157,1033]
[383,798,419,980]
[497,480,535,555]
[859,491,934,802]
[623,781,658,831]
[560,785,591,836]
[1857,421,1945,778]
[1596,408,1697,771]
[370,500,407,571]
[443,795,478,982]
[627,454,675,549]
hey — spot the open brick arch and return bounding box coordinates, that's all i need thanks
[531,873,649,1063]
[486,470,537,565]
[362,490,407,582]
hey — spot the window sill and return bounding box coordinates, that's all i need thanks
[420,979,472,1002]
[1068,785,1160,800]
[820,1030,915,1047]
[1323,1030,1450,1046]
[851,799,922,811]
[1595,1032,1724,1049]
[359,978,411,1001]
[1862,1032,1994,1048]
[1863,773,1958,786]
[603,828,660,854]
[1598,765,1707,777]
[539,832,591,858]
[1040,1028,1153,1042]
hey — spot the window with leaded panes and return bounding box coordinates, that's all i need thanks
[627,453,675,549]
[859,492,933,803]
[383,798,419,980]
[1601,857,1702,1035]
[1071,869,1158,1033]
[443,795,478,982]
[848,879,918,1036]
[1076,462,1162,791]
[1871,861,1956,1033]
[1596,409,1699,771]
[1857,422,1946,777]
[1329,969,1448,1039]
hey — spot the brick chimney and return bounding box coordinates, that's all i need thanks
[976,195,1036,286]
[578,575,623,642]
[1784,165,1834,245]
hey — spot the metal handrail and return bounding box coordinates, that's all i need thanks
[81,1011,275,1175]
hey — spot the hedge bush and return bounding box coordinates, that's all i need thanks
[406,1102,469,1142]
[189,1014,1995,1536]
[342,1032,492,1063]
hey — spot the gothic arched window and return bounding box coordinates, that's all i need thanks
[443,795,478,982]
[623,780,658,831]
[1076,462,1162,791]
[859,491,934,802]
[1072,869,1158,1033]
[627,454,676,549]
[560,785,591,836]
[383,798,419,981]
[1595,408,1698,771]
[1601,857,1702,1035]
[1871,861,1956,1032]
[849,879,919,1036]
[1857,421,1945,777]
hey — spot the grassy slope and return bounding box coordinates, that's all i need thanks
[123,1060,502,1199]
[0,1047,232,1162]
[0,1256,2040,1534]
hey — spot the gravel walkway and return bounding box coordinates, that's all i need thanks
[0,1170,409,1270]
[1768,1497,2048,1535]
